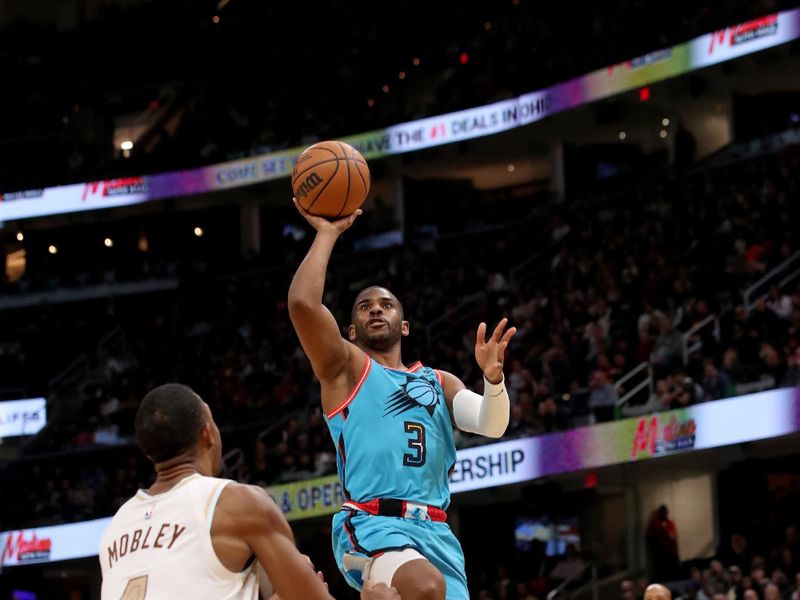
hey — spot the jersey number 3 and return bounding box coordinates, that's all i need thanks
[403,421,427,467]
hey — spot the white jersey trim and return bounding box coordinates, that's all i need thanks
[134,472,202,501]
[205,479,230,530]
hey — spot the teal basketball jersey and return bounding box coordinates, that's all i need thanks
[325,356,456,509]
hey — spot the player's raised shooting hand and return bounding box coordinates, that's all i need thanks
[293,197,361,237]
[475,317,517,384]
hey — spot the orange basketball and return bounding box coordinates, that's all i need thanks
[291,140,371,218]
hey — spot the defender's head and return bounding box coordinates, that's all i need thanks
[348,286,409,352]
[644,584,672,600]
[135,383,223,476]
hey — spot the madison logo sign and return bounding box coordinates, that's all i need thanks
[631,414,697,459]
[1,531,52,565]
[707,14,779,54]
[81,177,149,201]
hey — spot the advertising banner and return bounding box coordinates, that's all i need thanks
[2,387,799,566]
[0,518,111,568]
[691,12,800,68]
[265,475,344,522]
[1,8,799,221]
[450,386,800,493]
[0,398,46,438]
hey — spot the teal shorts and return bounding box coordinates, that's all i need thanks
[331,509,468,600]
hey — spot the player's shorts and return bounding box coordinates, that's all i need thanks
[331,503,468,600]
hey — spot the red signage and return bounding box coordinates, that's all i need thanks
[631,414,697,459]
[1,531,52,564]
[81,177,149,201]
[708,14,779,54]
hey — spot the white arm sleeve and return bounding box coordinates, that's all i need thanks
[453,376,510,438]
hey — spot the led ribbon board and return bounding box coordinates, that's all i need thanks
[2,387,799,565]
[1,9,798,221]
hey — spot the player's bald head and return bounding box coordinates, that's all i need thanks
[351,286,404,321]
[644,584,672,600]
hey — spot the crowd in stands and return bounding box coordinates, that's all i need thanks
[2,5,800,599]
[0,0,785,193]
[1,137,798,536]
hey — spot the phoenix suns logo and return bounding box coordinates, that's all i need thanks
[384,372,442,417]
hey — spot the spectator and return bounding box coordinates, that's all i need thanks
[721,348,748,386]
[646,505,680,581]
[621,379,674,418]
[791,573,800,600]
[620,579,639,600]
[763,583,781,600]
[669,368,701,408]
[588,369,619,422]
[767,286,793,320]
[743,590,759,600]
[549,543,588,582]
[781,347,800,388]
[727,566,744,600]
[515,582,539,600]
[651,316,684,378]
[758,342,785,386]
[701,359,735,401]
[716,533,752,572]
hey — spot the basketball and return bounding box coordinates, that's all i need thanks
[291,140,371,218]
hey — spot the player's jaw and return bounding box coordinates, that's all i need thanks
[354,317,403,351]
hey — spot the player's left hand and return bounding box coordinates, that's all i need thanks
[475,317,517,385]
[267,559,327,600]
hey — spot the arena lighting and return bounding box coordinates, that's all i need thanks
[618,131,627,140]
[212,15,220,24]
[367,98,375,107]
[412,57,420,66]
[104,238,113,247]
[660,129,668,138]
[662,117,670,126]
[15,232,23,242]
[382,85,390,93]
[459,52,470,65]
[48,245,57,255]
[193,227,204,237]
[3,8,800,222]
[639,86,651,101]
[507,164,516,172]
[398,71,406,80]
[120,141,133,151]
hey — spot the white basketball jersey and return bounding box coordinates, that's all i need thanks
[99,473,259,600]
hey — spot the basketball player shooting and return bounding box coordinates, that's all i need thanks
[288,201,516,600]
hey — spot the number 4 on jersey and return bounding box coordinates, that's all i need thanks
[120,575,148,600]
